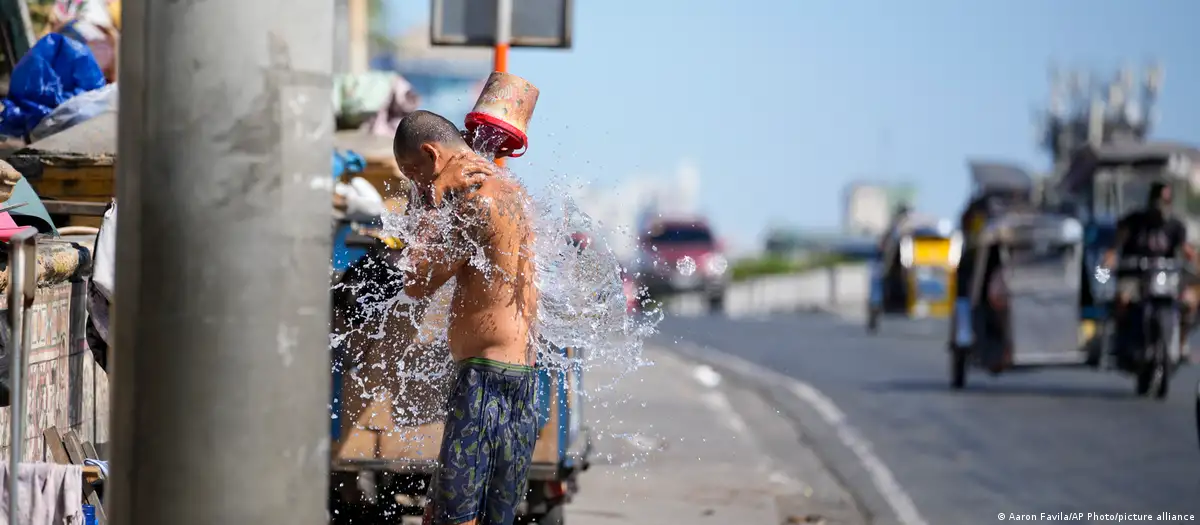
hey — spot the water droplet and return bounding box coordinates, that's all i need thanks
[677,256,697,276]
[330,158,661,470]
[707,256,728,275]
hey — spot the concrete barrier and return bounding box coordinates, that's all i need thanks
[664,264,869,317]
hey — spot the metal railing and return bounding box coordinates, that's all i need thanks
[7,228,35,525]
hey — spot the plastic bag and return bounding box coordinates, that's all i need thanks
[28,82,117,142]
[0,33,106,138]
[331,149,366,177]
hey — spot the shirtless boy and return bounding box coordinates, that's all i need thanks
[392,110,540,525]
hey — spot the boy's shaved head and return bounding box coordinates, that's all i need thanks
[393,110,469,162]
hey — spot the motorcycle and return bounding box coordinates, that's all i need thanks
[1194,379,1200,448]
[1110,256,1184,398]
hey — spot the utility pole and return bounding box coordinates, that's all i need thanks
[348,0,369,73]
[110,0,333,523]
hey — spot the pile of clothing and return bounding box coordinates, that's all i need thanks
[43,0,120,83]
[0,0,119,142]
[333,71,421,136]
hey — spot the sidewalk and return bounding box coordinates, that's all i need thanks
[567,346,865,525]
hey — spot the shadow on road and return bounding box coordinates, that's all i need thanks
[864,378,1139,401]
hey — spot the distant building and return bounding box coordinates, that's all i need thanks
[842,181,916,236]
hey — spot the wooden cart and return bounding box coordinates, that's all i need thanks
[330,281,590,525]
[0,236,104,458]
[0,236,109,521]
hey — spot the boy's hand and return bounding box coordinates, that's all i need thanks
[428,154,494,209]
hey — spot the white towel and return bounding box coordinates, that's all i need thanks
[0,462,84,525]
[91,200,117,302]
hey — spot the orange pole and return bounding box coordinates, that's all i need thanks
[492,43,509,167]
[493,43,509,74]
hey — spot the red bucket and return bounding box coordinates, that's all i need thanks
[463,72,539,158]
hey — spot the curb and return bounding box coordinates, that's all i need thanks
[661,340,930,525]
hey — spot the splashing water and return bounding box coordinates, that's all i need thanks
[330,157,663,457]
[676,255,697,277]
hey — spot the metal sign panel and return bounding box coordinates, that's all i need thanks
[430,0,573,48]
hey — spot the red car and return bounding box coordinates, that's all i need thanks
[622,268,640,314]
[635,218,728,312]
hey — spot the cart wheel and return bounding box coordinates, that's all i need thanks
[1135,360,1168,398]
[950,346,968,390]
[1194,380,1200,448]
[867,309,880,334]
[1135,339,1171,399]
[1135,366,1152,396]
[520,504,565,525]
[707,293,725,315]
[1154,355,1170,400]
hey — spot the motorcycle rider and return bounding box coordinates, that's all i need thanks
[950,190,1009,341]
[874,203,913,309]
[879,203,913,252]
[1103,181,1199,363]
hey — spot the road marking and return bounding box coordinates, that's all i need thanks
[690,363,749,436]
[785,381,930,525]
[699,390,750,437]
[691,364,722,388]
[672,342,931,525]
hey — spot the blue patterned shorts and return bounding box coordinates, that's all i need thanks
[425,358,539,525]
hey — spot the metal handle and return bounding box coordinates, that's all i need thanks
[7,228,35,525]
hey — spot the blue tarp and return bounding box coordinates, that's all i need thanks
[330,148,366,442]
[331,149,370,272]
[1,34,105,138]
[332,149,366,179]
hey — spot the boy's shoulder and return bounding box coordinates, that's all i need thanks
[473,177,530,218]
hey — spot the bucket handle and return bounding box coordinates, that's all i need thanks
[504,142,528,159]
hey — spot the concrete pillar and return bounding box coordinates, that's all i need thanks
[110,0,334,521]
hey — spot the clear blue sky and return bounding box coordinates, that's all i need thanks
[388,0,1200,246]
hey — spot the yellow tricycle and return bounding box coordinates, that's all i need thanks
[867,220,962,333]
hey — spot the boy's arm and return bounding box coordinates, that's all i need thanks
[402,193,495,300]
[402,212,465,300]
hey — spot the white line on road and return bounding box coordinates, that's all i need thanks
[690,364,751,437]
[674,342,931,525]
[691,364,723,388]
[699,390,750,437]
[785,381,930,525]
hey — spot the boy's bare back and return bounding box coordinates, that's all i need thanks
[446,175,539,366]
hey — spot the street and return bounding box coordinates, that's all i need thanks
[567,346,865,525]
[655,312,1200,524]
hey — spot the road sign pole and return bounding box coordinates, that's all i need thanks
[493,0,513,73]
[493,0,513,166]
[110,0,334,522]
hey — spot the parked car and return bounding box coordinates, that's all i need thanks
[636,218,729,312]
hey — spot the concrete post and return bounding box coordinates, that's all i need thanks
[110,0,334,522]
[828,266,839,307]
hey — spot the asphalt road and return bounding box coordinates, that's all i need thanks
[567,346,864,525]
[655,312,1200,524]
